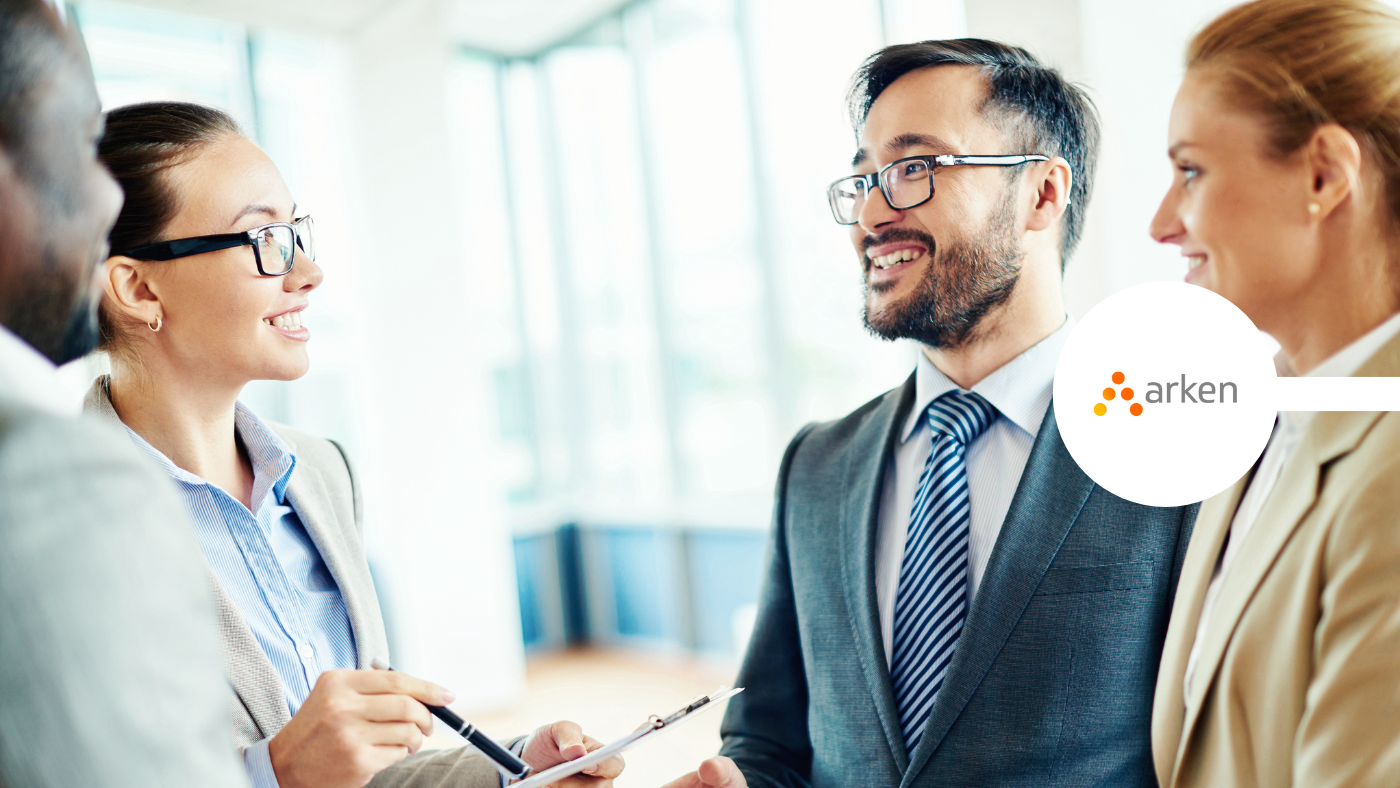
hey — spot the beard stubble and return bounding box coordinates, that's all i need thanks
[861,189,1024,350]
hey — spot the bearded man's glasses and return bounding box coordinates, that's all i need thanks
[827,154,1049,225]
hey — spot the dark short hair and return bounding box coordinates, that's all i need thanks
[98,101,241,352]
[848,39,1100,265]
[0,0,67,182]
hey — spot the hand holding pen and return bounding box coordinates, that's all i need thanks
[371,659,625,787]
[267,667,453,788]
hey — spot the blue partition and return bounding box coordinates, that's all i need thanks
[512,524,767,656]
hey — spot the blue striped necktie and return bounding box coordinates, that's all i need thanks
[890,390,999,751]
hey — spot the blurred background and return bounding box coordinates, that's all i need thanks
[53,0,1359,782]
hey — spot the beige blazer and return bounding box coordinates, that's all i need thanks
[1151,334,1400,788]
[86,378,501,788]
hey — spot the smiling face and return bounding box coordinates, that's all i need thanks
[851,65,1027,349]
[1150,68,1318,332]
[107,133,322,387]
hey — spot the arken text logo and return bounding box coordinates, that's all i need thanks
[1144,375,1238,404]
[1096,372,1241,416]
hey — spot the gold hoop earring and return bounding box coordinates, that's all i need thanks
[148,314,163,332]
[1308,202,1321,216]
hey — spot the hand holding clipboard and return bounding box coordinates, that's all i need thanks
[511,687,744,788]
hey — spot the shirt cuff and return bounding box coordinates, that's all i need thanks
[244,737,282,788]
[502,735,531,787]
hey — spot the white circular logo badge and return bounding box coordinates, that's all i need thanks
[1054,282,1277,507]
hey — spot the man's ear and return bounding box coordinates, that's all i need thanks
[1304,123,1363,220]
[104,255,162,326]
[1025,156,1072,234]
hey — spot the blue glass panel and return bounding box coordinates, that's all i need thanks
[513,537,543,648]
[688,531,766,654]
[605,529,666,639]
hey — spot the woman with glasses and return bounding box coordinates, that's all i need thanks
[87,102,621,788]
[1148,1,1400,786]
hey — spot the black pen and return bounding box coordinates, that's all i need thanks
[371,658,532,781]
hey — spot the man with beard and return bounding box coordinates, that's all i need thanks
[0,1,245,785]
[665,41,1196,788]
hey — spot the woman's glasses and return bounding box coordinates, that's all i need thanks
[827,155,1049,225]
[115,215,315,276]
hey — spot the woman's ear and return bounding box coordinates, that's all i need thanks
[1026,156,1073,234]
[1304,123,1363,220]
[103,256,162,326]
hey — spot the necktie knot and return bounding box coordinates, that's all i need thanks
[926,391,998,446]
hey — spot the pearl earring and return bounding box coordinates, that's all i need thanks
[1308,202,1321,216]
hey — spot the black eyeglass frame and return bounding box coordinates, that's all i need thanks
[114,215,315,276]
[827,154,1050,225]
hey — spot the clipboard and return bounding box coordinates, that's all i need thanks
[511,687,744,788]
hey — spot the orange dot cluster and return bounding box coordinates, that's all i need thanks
[1096,371,1144,417]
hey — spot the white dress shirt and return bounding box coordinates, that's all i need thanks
[875,318,1073,665]
[1183,311,1400,701]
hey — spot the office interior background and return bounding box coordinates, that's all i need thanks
[57,0,1386,778]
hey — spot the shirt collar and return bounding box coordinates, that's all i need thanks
[0,325,81,416]
[121,401,297,517]
[234,402,297,505]
[901,316,1074,444]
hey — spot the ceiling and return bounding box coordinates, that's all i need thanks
[106,0,633,56]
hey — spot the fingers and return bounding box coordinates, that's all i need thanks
[582,753,624,780]
[571,736,621,777]
[547,720,589,762]
[697,757,746,788]
[660,772,706,788]
[343,667,455,706]
[576,736,606,776]
[367,741,416,770]
[365,721,425,755]
[361,693,435,736]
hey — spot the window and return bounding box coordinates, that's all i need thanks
[457,0,945,530]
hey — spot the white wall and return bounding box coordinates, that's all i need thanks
[343,0,527,711]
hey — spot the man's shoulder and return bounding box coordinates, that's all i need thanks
[0,409,245,788]
[0,400,195,548]
[0,399,152,479]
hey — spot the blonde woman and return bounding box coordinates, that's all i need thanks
[1149,1,1400,786]
[90,102,621,788]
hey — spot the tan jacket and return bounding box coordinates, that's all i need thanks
[86,378,503,788]
[1152,333,1400,788]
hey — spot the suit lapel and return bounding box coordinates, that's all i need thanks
[1152,473,1245,787]
[901,406,1094,787]
[282,454,383,669]
[1173,407,1385,778]
[204,561,293,738]
[838,375,916,771]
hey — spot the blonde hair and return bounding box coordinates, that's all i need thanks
[1189,0,1400,223]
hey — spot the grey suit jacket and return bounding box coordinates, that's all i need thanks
[720,375,1197,788]
[86,379,501,788]
[0,399,247,788]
